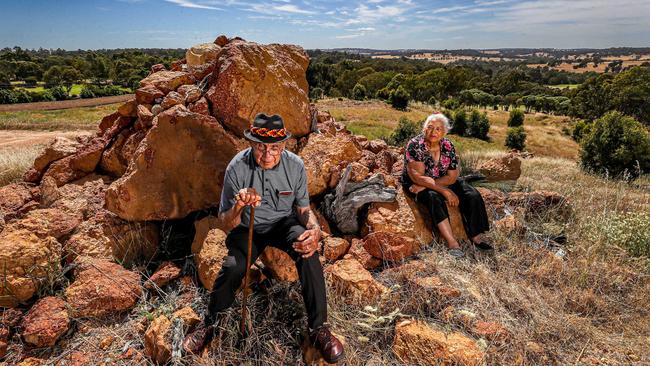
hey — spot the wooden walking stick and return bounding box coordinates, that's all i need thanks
[240,204,255,337]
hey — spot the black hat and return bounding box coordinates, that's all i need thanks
[244,113,292,143]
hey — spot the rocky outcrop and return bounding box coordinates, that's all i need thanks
[477,152,521,182]
[63,209,159,266]
[392,319,484,366]
[0,182,38,221]
[65,258,142,318]
[206,41,311,138]
[20,296,70,347]
[186,43,220,67]
[105,106,244,221]
[299,133,363,197]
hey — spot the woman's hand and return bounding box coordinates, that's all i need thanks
[441,189,459,207]
[409,184,426,194]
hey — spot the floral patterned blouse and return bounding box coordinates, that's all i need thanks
[401,134,459,186]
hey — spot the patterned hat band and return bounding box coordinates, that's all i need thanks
[250,126,287,138]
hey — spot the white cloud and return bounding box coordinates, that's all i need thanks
[272,4,315,14]
[164,0,221,10]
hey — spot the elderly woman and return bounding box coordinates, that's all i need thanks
[401,113,491,258]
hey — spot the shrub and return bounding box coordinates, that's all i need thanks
[389,86,410,110]
[580,111,650,179]
[467,109,490,140]
[427,96,437,106]
[80,85,96,99]
[585,211,650,257]
[351,83,366,101]
[28,90,55,102]
[450,108,467,136]
[309,87,324,101]
[442,97,459,110]
[388,116,420,146]
[508,108,525,127]
[572,120,591,142]
[13,89,32,103]
[505,126,527,150]
[0,89,17,104]
[48,86,69,101]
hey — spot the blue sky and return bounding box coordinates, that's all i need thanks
[1,0,649,50]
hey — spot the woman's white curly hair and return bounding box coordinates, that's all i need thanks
[423,113,452,134]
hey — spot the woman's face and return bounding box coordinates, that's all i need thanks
[423,119,446,143]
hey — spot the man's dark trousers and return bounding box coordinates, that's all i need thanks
[205,215,327,330]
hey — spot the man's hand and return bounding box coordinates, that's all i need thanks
[235,188,261,208]
[442,189,459,207]
[292,228,321,258]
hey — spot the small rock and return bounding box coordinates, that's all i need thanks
[145,261,182,290]
[471,321,509,342]
[20,296,70,347]
[117,99,138,117]
[324,257,387,305]
[144,315,172,364]
[260,246,298,282]
[367,139,388,154]
[393,319,484,366]
[477,152,521,182]
[347,239,382,270]
[323,237,350,261]
[160,91,184,109]
[363,231,417,262]
[65,258,142,318]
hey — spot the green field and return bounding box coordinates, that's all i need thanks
[0,103,120,131]
[547,83,580,89]
[13,82,131,97]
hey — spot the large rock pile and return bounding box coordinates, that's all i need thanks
[0,34,565,365]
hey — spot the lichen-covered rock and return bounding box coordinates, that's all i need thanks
[65,258,142,317]
[20,296,70,347]
[363,231,417,262]
[477,152,521,182]
[0,182,39,221]
[144,315,172,364]
[299,133,362,196]
[8,208,82,240]
[64,209,159,266]
[49,175,110,220]
[185,43,220,67]
[0,228,61,307]
[206,41,311,138]
[42,137,109,187]
[191,216,228,290]
[324,257,387,305]
[392,319,484,366]
[364,187,432,248]
[260,246,298,282]
[105,106,244,221]
[145,261,182,290]
[139,71,195,94]
[323,237,350,261]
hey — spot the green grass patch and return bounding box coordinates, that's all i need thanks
[0,103,119,131]
[345,121,393,140]
[16,84,131,97]
[547,84,580,89]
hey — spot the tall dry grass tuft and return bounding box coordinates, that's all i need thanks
[0,146,40,186]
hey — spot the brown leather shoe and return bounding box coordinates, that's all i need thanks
[310,325,344,364]
[182,322,214,354]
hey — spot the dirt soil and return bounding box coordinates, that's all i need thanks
[0,130,93,149]
[0,94,134,112]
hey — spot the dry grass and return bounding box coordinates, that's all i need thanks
[0,103,118,131]
[0,145,41,186]
[316,98,578,160]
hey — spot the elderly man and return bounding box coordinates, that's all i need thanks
[183,113,344,363]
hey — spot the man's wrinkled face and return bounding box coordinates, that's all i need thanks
[251,141,286,169]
